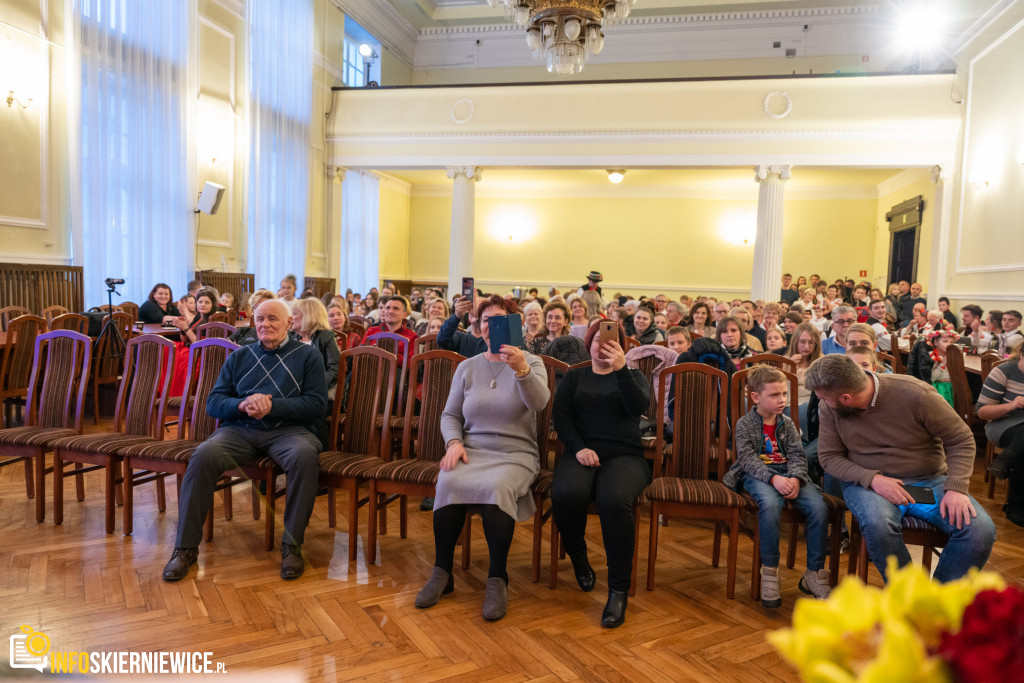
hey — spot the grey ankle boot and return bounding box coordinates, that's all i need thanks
[482,577,508,621]
[415,566,453,608]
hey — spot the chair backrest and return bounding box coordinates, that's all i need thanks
[729,367,800,438]
[623,337,641,351]
[0,306,32,331]
[1,314,46,395]
[655,363,729,481]
[113,334,175,438]
[93,312,134,382]
[225,308,239,326]
[329,346,397,458]
[889,333,905,373]
[876,350,898,373]
[416,333,438,355]
[41,305,69,326]
[944,344,974,426]
[568,360,592,371]
[197,321,235,340]
[537,356,567,469]
[980,351,1003,382]
[119,301,139,320]
[739,353,797,374]
[349,315,368,327]
[633,354,662,420]
[654,340,667,347]
[25,330,91,432]
[690,328,703,338]
[348,321,366,340]
[177,338,238,441]
[49,312,90,335]
[364,331,411,417]
[208,311,230,324]
[402,350,465,462]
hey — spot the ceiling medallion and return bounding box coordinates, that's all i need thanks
[486,0,637,76]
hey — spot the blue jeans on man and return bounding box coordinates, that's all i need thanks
[741,464,829,570]
[841,474,996,582]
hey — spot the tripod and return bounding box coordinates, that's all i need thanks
[95,282,126,361]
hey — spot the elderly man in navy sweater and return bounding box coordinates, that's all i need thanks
[163,299,328,582]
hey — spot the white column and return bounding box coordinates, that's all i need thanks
[751,165,791,302]
[325,166,345,289]
[926,164,953,309]
[446,166,481,298]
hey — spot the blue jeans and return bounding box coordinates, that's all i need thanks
[741,467,829,570]
[841,475,996,583]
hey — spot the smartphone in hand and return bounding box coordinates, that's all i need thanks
[598,320,617,346]
[487,313,524,354]
[900,485,936,505]
[461,277,475,301]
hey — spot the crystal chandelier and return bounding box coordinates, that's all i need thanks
[486,1,637,76]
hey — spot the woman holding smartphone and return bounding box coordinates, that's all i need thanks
[416,295,549,622]
[551,320,650,628]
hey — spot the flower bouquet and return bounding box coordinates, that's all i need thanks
[769,558,1024,682]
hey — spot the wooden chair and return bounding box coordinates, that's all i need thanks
[119,301,140,320]
[89,311,133,424]
[41,305,69,327]
[348,322,366,341]
[208,311,230,324]
[50,334,175,533]
[729,367,844,599]
[415,333,438,355]
[739,353,797,373]
[1,315,46,428]
[225,308,239,326]
[197,321,235,340]
[363,331,412,419]
[981,352,1009,498]
[119,339,276,546]
[888,333,905,373]
[944,345,974,426]
[319,346,398,561]
[366,349,464,564]
[349,316,368,328]
[646,363,747,597]
[847,516,948,581]
[49,313,89,335]
[0,330,91,521]
[0,306,32,331]
[876,350,898,373]
[623,337,641,351]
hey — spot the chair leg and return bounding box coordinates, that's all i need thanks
[750,521,761,601]
[112,459,124,506]
[726,509,739,599]
[156,475,166,513]
[828,511,842,587]
[104,456,116,534]
[123,458,134,536]
[856,534,869,581]
[75,463,85,501]
[52,451,64,525]
[711,520,722,568]
[548,518,559,590]
[264,472,276,551]
[646,503,660,591]
[367,481,379,565]
[34,451,46,523]
[922,546,933,573]
[347,479,359,562]
[399,494,408,539]
[223,482,233,521]
[23,457,34,499]
[327,486,337,528]
[786,521,798,568]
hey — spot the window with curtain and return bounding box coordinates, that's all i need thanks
[342,38,366,87]
[340,171,379,294]
[247,0,313,292]
[71,0,193,307]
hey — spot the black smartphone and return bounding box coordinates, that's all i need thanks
[901,485,936,505]
[488,313,524,354]
[461,276,475,301]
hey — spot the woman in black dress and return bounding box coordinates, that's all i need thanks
[139,283,179,324]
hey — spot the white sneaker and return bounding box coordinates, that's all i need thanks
[761,566,781,608]
[799,569,831,599]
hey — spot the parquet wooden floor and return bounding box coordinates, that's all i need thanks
[2,423,1022,681]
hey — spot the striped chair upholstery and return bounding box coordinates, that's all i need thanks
[646,363,747,598]
[318,346,398,561]
[1,314,45,428]
[366,349,464,564]
[0,330,91,521]
[848,515,948,581]
[0,306,32,331]
[50,334,175,534]
[362,331,411,419]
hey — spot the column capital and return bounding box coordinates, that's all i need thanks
[930,164,953,184]
[446,165,482,181]
[754,165,792,182]
[327,165,345,182]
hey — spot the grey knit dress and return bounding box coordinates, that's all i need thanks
[437,352,549,521]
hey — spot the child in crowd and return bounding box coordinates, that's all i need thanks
[928,328,958,407]
[654,313,669,331]
[765,327,789,354]
[219,292,235,311]
[722,365,830,608]
[846,346,889,373]
[427,317,444,335]
[665,326,690,354]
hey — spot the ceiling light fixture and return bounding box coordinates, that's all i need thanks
[486,0,637,76]
[606,169,625,184]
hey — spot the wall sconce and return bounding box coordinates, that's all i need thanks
[6,90,32,108]
[606,169,626,184]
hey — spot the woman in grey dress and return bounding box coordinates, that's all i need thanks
[415,295,550,621]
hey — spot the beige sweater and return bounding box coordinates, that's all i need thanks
[818,374,976,494]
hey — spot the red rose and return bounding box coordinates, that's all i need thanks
[937,587,1024,683]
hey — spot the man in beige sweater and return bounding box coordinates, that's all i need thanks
[805,355,995,582]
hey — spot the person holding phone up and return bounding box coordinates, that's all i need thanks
[806,355,995,583]
[551,320,651,628]
[416,295,549,622]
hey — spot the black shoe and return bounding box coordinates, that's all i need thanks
[1006,507,1024,528]
[419,497,435,511]
[601,589,628,628]
[280,543,304,580]
[989,449,1017,479]
[571,556,596,593]
[162,547,198,582]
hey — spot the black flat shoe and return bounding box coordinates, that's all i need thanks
[571,556,596,592]
[601,589,628,628]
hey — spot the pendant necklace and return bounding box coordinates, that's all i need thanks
[488,361,507,389]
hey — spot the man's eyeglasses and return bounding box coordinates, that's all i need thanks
[834,318,856,325]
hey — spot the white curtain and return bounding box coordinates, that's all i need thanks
[246,0,313,291]
[68,0,195,308]
[340,171,380,294]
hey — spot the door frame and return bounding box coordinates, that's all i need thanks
[886,195,924,285]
